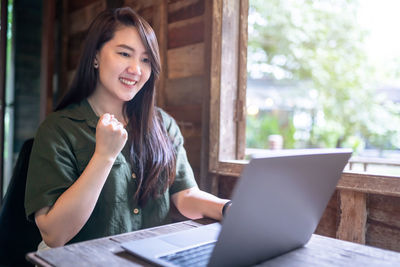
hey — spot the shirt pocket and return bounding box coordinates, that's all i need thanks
[76,150,132,203]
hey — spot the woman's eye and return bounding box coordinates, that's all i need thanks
[142,58,150,63]
[119,52,130,57]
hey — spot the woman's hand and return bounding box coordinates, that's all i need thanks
[94,113,128,161]
[35,113,128,247]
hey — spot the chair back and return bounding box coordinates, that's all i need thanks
[0,138,42,266]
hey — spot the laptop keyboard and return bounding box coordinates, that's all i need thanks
[159,241,216,267]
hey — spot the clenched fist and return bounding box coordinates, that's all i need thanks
[94,113,128,161]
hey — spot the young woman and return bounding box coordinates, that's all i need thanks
[25,7,230,249]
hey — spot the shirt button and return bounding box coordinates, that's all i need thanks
[131,173,136,179]
[133,208,140,214]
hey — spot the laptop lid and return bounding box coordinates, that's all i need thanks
[208,148,352,266]
[121,148,352,267]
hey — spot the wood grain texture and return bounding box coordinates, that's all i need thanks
[152,0,167,109]
[168,15,204,49]
[69,0,106,35]
[168,0,204,23]
[314,191,338,238]
[40,0,55,119]
[58,0,70,104]
[164,105,202,125]
[199,0,213,192]
[68,31,87,70]
[165,76,204,105]
[167,43,204,79]
[235,0,248,160]
[208,0,222,171]
[368,194,400,229]
[217,175,237,199]
[367,220,400,252]
[123,0,154,11]
[366,194,400,251]
[338,172,400,197]
[69,0,98,12]
[336,190,367,244]
[26,219,400,266]
[218,0,240,161]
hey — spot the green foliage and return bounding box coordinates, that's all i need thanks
[246,112,295,149]
[247,0,400,152]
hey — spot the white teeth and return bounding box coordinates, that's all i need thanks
[119,78,137,86]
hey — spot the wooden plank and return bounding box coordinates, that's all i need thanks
[69,0,98,12]
[266,234,400,266]
[26,219,400,267]
[179,125,202,141]
[367,221,400,252]
[219,0,240,161]
[212,161,400,197]
[40,0,55,120]
[336,190,367,244]
[137,6,154,26]
[208,0,223,172]
[69,0,106,35]
[168,15,204,49]
[165,76,204,106]
[152,0,167,109]
[168,0,204,23]
[123,0,154,11]
[338,172,400,197]
[68,31,87,71]
[199,0,212,192]
[217,175,238,199]
[164,105,202,125]
[57,0,70,103]
[167,43,204,79]
[235,0,248,160]
[368,194,400,229]
[184,135,202,169]
[315,191,338,238]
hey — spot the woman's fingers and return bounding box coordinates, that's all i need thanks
[95,113,128,160]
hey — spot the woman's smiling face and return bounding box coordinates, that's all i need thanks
[94,25,152,103]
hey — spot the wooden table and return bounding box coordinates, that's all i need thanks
[26,218,400,267]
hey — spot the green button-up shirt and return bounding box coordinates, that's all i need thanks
[25,99,197,244]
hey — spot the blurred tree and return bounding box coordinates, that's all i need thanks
[247,0,400,153]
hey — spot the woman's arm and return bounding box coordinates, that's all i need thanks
[171,187,230,221]
[34,114,127,247]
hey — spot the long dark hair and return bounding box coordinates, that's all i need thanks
[56,7,176,206]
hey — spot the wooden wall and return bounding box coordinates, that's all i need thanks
[163,0,206,184]
[219,177,400,253]
[57,0,400,254]
[58,0,207,185]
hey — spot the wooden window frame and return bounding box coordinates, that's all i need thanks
[208,0,248,177]
[208,0,400,195]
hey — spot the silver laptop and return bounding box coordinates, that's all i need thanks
[121,148,352,267]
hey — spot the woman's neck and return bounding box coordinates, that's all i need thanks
[87,95,127,126]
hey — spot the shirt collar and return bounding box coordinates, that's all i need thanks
[59,99,99,128]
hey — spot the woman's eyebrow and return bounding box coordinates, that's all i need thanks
[116,44,148,55]
[117,44,135,51]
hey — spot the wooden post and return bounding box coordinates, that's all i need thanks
[40,0,55,121]
[336,189,367,244]
[235,0,248,160]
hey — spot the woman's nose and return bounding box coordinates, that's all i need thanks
[128,60,141,75]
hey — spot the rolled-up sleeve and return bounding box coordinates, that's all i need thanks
[158,109,197,195]
[24,114,78,222]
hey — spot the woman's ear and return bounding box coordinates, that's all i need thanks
[94,53,99,69]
